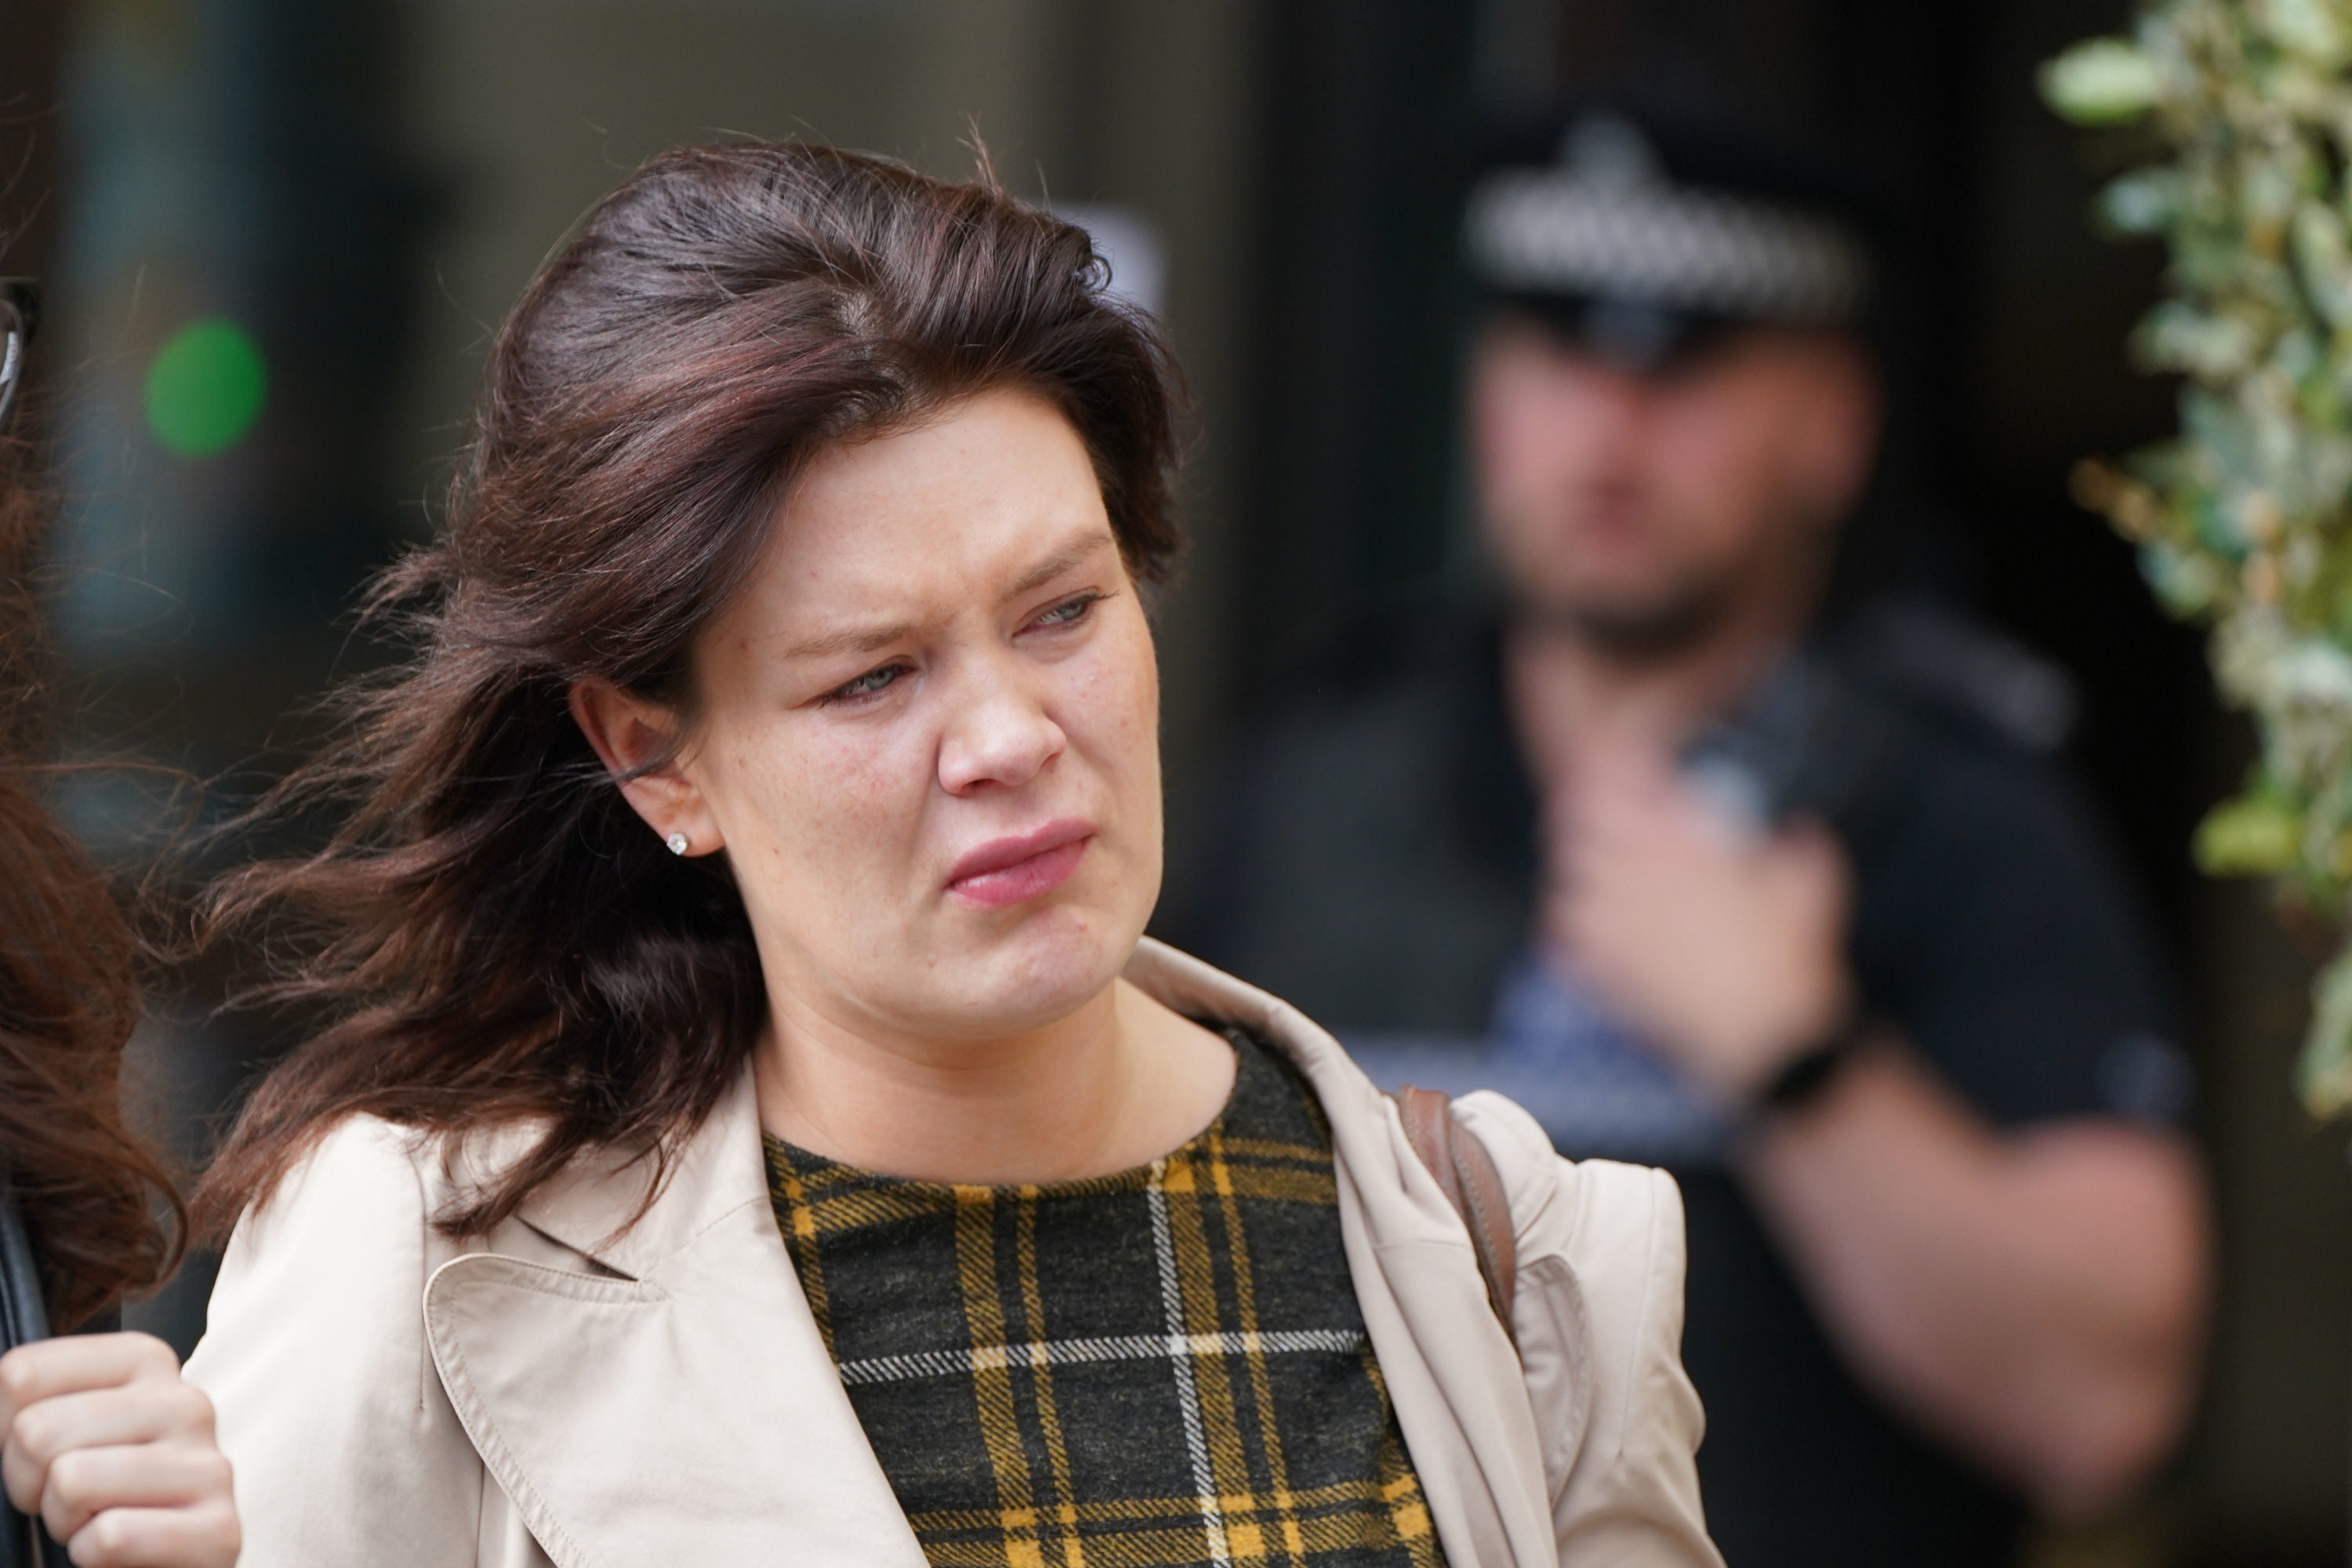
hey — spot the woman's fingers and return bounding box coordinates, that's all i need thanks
[0,1335,236,1568]
[3,1381,213,1515]
[23,1380,212,1456]
[0,1337,179,1429]
[64,1500,241,1568]
[0,1335,234,1566]
[41,1441,233,1544]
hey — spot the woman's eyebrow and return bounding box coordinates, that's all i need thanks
[999,529,1117,604]
[782,619,922,662]
[782,530,1116,661]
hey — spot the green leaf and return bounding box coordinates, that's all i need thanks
[2100,169,2183,234]
[2042,38,2163,125]
[2194,791,2305,873]
[2303,949,2352,1116]
[2259,0,2352,71]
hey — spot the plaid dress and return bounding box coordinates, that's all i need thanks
[765,1031,1450,1568]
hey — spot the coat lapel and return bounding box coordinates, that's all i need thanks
[420,1069,927,1568]
[416,941,1571,1568]
[1123,938,1569,1568]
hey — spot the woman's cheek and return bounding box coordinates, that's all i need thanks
[807,719,931,836]
[724,717,903,873]
[1119,638,1163,786]
[1078,616,1159,757]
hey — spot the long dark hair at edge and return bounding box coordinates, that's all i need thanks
[0,428,186,1328]
[191,142,1186,1243]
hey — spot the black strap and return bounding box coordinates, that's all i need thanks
[0,1188,69,1568]
[1754,1006,1875,1117]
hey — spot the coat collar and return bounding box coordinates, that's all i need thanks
[1123,939,1559,1566]
[425,1061,928,1567]
[422,939,1559,1568]
[501,1065,768,1283]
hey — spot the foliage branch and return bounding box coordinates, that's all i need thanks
[2045,0,2352,1114]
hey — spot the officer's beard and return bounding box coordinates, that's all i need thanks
[1507,568,1744,665]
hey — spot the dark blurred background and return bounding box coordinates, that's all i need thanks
[0,1,2341,1563]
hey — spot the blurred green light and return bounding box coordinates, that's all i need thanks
[144,318,267,458]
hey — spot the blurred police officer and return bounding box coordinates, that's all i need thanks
[1171,111,2209,1567]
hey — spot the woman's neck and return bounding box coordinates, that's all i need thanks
[750,976,1237,1185]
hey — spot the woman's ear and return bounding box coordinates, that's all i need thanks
[567,680,725,857]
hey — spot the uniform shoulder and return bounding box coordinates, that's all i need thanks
[1211,619,1519,869]
[1841,598,2078,757]
[1820,604,2114,877]
[1860,653,2121,887]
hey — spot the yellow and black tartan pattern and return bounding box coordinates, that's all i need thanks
[765,1031,1448,1568]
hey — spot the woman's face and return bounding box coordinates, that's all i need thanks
[648,389,1163,1044]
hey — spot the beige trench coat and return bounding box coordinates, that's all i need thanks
[187,940,1722,1566]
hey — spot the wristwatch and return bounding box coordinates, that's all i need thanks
[1753,1003,1874,1116]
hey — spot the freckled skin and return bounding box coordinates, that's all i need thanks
[573,387,1232,1180]
[681,390,1164,1045]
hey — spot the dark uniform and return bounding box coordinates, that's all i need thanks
[1163,605,2186,1568]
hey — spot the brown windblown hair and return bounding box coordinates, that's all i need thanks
[0,436,186,1329]
[192,142,1186,1242]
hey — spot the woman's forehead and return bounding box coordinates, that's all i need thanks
[729,394,1116,637]
[792,392,1095,543]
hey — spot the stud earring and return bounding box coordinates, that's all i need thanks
[666,832,689,856]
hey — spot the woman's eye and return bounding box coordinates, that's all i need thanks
[822,662,908,703]
[1031,592,1103,630]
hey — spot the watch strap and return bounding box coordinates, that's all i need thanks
[1755,1005,1873,1115]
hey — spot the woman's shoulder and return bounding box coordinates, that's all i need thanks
[248,1113,433,1223]
[219,1112,558,1278]
[1449,1088,1711,1556]
[1451,1087,1681,1208]
[189,1116,462,1434]
[189,1115,506,1564]
[191,1112,564,1401]
[205,1117,465,1320]
[1447,1087,1689,1348]
[1126,937,1688,1271]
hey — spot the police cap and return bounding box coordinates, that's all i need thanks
[1464,107,1879,368]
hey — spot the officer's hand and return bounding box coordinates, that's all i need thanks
[1545,746,1853,1100]
[0,1333,239,1567]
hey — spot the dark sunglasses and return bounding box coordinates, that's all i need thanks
[0,279,39,434]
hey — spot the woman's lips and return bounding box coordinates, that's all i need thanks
[946,820,1094,909]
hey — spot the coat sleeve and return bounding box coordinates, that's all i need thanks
[1456,1094,1723,1568]
[184,1118,488,1567]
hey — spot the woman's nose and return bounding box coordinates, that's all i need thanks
[936,660,1066,795]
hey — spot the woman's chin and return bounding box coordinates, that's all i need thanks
[936,903,1138,1034]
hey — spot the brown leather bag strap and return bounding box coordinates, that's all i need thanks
[1388,1087,1519,1348]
